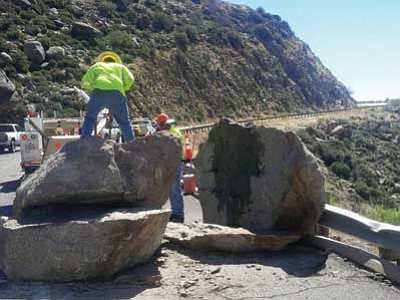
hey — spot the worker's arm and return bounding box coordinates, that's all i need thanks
[122,66,135,91]
[81,65,95,92]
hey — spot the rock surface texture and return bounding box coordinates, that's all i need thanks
[0,70,15,106]
[71,22,103,40]
[196,119,326,235]
[1,135,179,282]
[165,222,300,252]
[0,208,170,282]
[23,40,45,64]
[14,135,181,219]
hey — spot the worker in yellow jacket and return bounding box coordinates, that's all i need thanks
[80,51,135,141]
[156,113,184,223]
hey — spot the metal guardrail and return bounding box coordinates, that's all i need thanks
[179,106,385,134]
[319,204,400,253]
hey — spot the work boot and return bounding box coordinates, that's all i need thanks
[170,214,184,223]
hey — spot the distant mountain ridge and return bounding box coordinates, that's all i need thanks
[0,0,355,122]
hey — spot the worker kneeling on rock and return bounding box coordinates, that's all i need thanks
[80,51,135,141]
[156,113,184,223]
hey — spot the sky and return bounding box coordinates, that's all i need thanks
[227,0,400,101]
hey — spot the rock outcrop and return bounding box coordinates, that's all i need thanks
[0,70,15,106]
[165,222,300,252]
[196,119,326,235]
[0,208,170,282]
[23,40,45,64]
[71,22,103,40]
[46,46,65,60]
[14,135,181,219]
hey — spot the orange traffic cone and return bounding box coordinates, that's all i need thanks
[184,134,193,161]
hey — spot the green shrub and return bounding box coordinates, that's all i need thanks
[152,12,174,32]
[227,31,243,49]
[136,15,152,30]
[367,205,400,225]
[182,25,198,43]
[99,31,135,52]
[331,162,351,180]
[10,51,30,73]
[98,1,117,17]
[175,32,189,50]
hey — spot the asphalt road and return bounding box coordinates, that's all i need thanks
[0,152,399,300]
[0,151,23,217]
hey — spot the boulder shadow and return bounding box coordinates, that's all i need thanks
[0,178,21,194]
[0,257,163,300]
[165,241,328,278]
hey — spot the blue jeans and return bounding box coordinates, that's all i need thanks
[81,89,134,142]
[170,163,184,217]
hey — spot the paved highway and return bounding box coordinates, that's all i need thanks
[0,151,23,217]
[0,152,399,299]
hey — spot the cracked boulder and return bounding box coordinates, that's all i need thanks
[14,135,181,219]
[196,119,326,235]
[0,208,170,282]
[165,222,300,252]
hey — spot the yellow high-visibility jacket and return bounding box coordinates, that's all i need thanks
[81,62,134,96]
[168,126,185,159]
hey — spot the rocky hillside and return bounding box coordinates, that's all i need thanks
[0,0,354,122]
[298,111,400,223]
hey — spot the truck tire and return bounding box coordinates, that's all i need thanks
[9,140,16,153]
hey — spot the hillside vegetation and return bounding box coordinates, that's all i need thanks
[298,111,400,224]
[0,0,354,122]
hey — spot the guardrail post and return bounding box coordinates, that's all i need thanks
[314,224,329,237]
[379,248,400,266]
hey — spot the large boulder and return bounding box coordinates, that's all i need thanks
[0,208,170,282]
[0,70,15,106]
[14,135,181,219]
[24,40,45,64]
[71,22,103,40]
[196,119,326,235]
[46,46,65,60]
[165,222,300,252]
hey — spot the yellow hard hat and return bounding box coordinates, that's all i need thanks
[97,51,122,64]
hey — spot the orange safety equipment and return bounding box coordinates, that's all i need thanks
[184,134,193,160]
[156,113,169,125]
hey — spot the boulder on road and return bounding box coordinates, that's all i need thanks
[0,208,170,282]
[196,119,326,235]
[14,135,181,219]
[0,70,15,106]
[46,46,65,60]
[71,22,103,40]
[165,222,300,252]
[24,40,45,64]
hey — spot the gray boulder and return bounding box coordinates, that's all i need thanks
[165,222,300,252]
[0,207,170,282]
[196,119,326,235]
[14,135,181,219]
[46,46,65,60]
[0,70,15,106]
[0,52,13,65]
[71,22,103,40]
[12,0,31,8]
[24,40,45,64]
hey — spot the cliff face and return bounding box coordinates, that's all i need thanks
[0,0,354,122]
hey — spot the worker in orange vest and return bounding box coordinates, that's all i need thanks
[156,113,184,223]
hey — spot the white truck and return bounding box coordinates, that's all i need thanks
[0,123,24,153]
[20,117,44,174]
